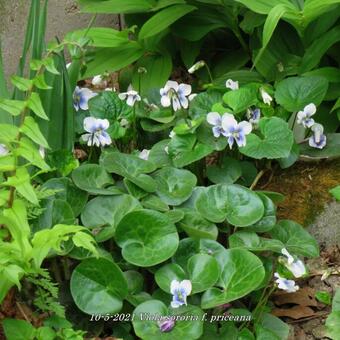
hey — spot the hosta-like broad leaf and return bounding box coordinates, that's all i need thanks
[201,249,265,309]
[133,300,204,340]
[153,167,197,206]
[70,258,128,315]
[115,210,179,266]
[275,76,328,112]
[195,184,264,226]
[72,164,120,195]
[270,220,319,257]
[240,117,294,159]
[81,194,142,242]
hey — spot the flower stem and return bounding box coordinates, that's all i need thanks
[204,63,214,84]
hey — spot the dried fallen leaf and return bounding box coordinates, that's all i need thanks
[273,287,318,307]
[272,306,316,319]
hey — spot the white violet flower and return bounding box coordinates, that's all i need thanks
[170,279,192,308]
[309,123,326,149]
[247,108,261,125]
[207,112,224,138]
[92,75,107,87]
[0,144,9,156]
[139,149,150,161]
[222,113,252,149]
[281,248,307,278]
[260,88,273,105]
[118,85,141,107]
[188,60,205,74]
[274,273,299,293]
[297,103,316,128]
[81,117,112,147]
[226,79,239,90]
[160,80,192,112]
[73,86,97,111]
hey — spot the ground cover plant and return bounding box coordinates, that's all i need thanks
[0,0,339,339]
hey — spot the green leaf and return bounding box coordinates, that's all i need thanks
[70,258,128,315]
[133,300,204,339]
[78,0,154,13]
[42,177,88,217]
[20,116,49,148]
[189,91,223,119]
[330,186,340,200]
[168,134,213,168]
[124,270,144,294]
[101,151,157,192]
[201,249,265,309]
[0,124,19,143]
[3,319,36,340]
[155,263,187,293]
[315,291,332,305]
[269,220,319,257]
[299,133,340,160]
[240,117,294,159]
[0,99,27,116]
[326,311,340,340]
[195,184,264,226]
[275,76,328,112]
[82,43,144,79]
[81,195,142,242]
[27,92,48,120]
[72,164,120,195]
[178,210,218,240]
[115,209,179,266]
[229,231,284,253]
[32,198,74,232]
[300,25,340,73]
[141,194,169,212]
[139,5,197,40]
[256,313,289,340]
[243,193,276,233]
[278,143,300,169]
[207,157,242,184]
[10,76,33,91]
[66,27,130,48]
[222,87,257,113]
[153,167,197,206]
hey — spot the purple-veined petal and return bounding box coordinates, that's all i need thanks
[304,103,316,117]
[178,83,192,96]
[212,126,222,138]
[83,117,99,133]
[179,280,192,296]
[221,113,238,133]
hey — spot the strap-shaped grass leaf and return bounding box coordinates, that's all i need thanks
[115,210,179,266]
[153,167,197,206]
[139,5,197,40]
[133,300,204,339]
[70,258,128,315]
[101,151,157,192]
[269,220,319,257]
[195,184,264,226]
[72,164,120,195]
[275,76,328,112]
[239,117,293,159]
[81,194,142,242]
[79,0,154,13]
[201,249,265,309]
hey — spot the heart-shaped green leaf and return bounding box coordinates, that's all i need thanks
[201,249,265,309]
[72,164,120,195]
[269,220,319,257]
[81,194,142,242]
[207,157,242,184]
[70,258,128,315]
[195,184,264,226]
[275,76,328,112]
[240,117,294,159]
[178,210,218,240]
[115,210,179,266]
[101,151,157,192]
[42,177,88,217]
[153,167,197,206]
[223,87,257,113]
[133,300,204,340]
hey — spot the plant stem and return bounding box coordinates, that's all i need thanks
[204,63,214,84]
[250,169,265,190]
